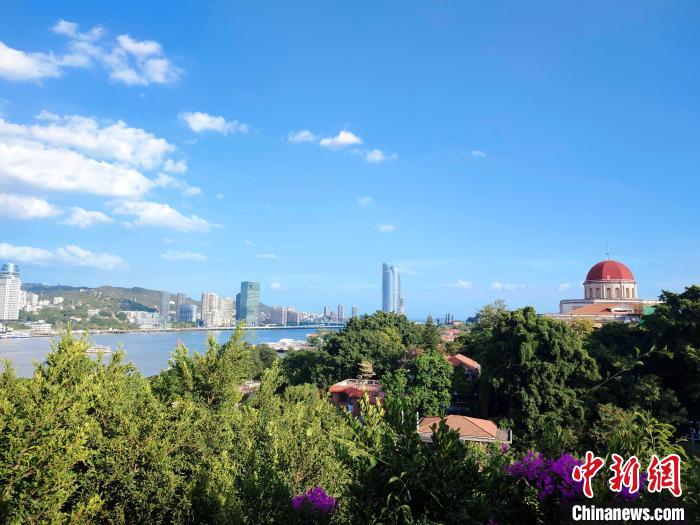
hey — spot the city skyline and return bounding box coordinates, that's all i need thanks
[1,3,699,317]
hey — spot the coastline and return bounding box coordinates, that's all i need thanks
[1,323,345,339]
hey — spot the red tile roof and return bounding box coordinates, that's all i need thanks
[418,415,509,442]
[445,353,480,371]
[567,302,642,316]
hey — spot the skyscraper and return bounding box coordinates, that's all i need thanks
[201,291,220,327]
[219,297,235,326]
[337,304,345,320]
[393,270,401,314]
[382,263,392,312]
[381,263,404,314]
[270,306,288,325]
[351,305,359,318]
[0,263,21,321]
[177,303,197,323]
[175,292,187,312]
[160,291,170,321]
[238,282,260,326]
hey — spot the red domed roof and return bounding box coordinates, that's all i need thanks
[585,260,635,281]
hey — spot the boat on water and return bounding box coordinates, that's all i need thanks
[86,345,112,354]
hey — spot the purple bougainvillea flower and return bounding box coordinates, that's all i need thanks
[291,486,337,515]
[507,451,584,505]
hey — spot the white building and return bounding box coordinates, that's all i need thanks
[19,290,39,311]
[27,320,53,335]
[0,263,21,321]
[219,296,235,326]
[548,259,660,325]
[53,297,64,305]
[270,306,288,325]
[201,291,219,326]
[287,308,301,325]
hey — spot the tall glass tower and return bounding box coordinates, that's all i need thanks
[382,263,404,314]
[0,263,21,322]
[239,281,260,326]
[382,263,393,312]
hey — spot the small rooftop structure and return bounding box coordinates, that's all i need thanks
[328,379,384,417]
[441,328,463,343]
[417,415,511,445]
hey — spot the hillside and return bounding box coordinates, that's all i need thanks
[22,283,199,312]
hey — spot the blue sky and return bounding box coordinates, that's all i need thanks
[1,1,699,318]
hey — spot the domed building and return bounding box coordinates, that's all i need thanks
[553,259,659,325]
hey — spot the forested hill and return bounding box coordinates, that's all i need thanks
[21,283,198,312]
[21,283,272,314]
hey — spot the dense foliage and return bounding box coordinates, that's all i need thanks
[1,287,700,523]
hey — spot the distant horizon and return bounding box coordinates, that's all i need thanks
[9,256,677,320]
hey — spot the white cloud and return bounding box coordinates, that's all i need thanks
[269,282,285,291]
[110,200,216,232]
[182,186,202,197]
[51,20,104,41]
[0,136,153,197]
[288,129,317,143]
[446,279,474,290]
[116,35,161,57]
[0,114,177,170]
[0,193,62,219]
[161,250,207,262]
[215,193,224,199]
[319,130,362,149]
[256,253,279,260]
[558,283,572,292]
[163,158,187,174]
[365,148,397,163]
[153,173,201,197]
[179,111,248,135]
[376,224,396,233]
[1,20,181,85]
[357,196,373,207]
[244,239,253,246]
[59,207,113,228]
[0,242,124,269]
[469,149,487,157]
[0,41,63,81]
[490,282,525,291]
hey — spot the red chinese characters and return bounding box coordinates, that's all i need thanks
[647,454,682,497]
[572,451,606,498]
[608,454,641,494]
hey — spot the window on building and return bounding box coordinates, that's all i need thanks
[606,288,611,298]
[596,288,601,298]
[615,288,620,298]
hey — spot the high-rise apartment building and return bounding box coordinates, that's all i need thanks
[337,304,345,320]
[201,291,220,327]
[175,292,187,312]
[270,306,288,325]
[381,263,404,314]
[0,263,21,321]
[287,308,301,325]
[177,303,197,323]
[160,291,170,321]
[219,297,235,326]
[238,282,260,325]
[351,305,359,318]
